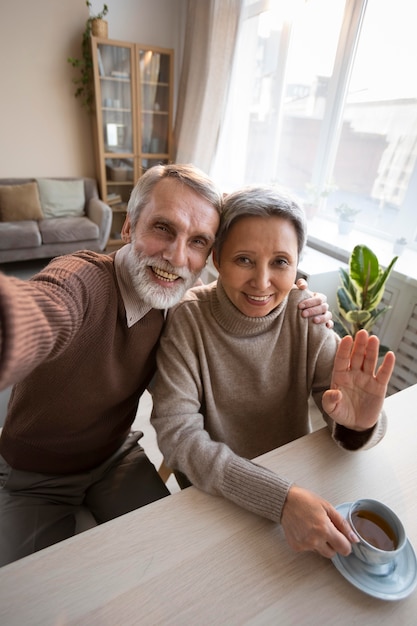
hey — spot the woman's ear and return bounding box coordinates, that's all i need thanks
[121,215,132,243]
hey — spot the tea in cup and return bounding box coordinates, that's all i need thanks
[348,499,406,576]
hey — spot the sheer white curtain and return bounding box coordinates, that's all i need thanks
[173,0,243,172]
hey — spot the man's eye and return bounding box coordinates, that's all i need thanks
[192,238,208,248]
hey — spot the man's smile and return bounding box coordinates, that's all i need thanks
[151,266,181,283]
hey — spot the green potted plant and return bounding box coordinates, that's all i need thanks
[334,244,398,357]
[67,1,109,112]
[335,203,361,235]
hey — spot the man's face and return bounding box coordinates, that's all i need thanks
[122,177,220,308]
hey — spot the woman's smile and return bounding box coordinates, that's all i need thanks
[244,292,274,306]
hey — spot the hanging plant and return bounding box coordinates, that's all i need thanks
[67,1,109,112]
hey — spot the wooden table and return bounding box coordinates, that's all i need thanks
[1,384,417,625]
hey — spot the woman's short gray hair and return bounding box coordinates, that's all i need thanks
[127,163,223,229]
[214,186,307,261]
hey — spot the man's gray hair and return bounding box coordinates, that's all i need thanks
[127,164,223,229]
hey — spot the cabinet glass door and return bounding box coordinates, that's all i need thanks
[138,49,171,172]
[97,43,135,189]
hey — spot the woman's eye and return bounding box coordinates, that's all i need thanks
[274,258,289,267]
[236,256,252,265]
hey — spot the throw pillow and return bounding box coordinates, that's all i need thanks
[0,182,44,221]
[36,178,85,218]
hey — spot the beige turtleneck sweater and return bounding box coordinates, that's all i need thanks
[152,280,386,523]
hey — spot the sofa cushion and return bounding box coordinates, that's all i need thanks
[0,221,42,250]
[39,217,99,244]
[36,178,85,218]
[0,182,43,222]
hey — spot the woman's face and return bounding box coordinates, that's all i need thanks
[213,215,298,317]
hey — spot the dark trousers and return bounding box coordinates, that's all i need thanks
[0,431,169,567]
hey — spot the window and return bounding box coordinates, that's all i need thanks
[211,0,417,257]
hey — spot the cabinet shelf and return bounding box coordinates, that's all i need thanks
[142,81,169,87]
[110,204,128,214]
[100,76,131,84]
[102,107,131,113]
[142,109,169,115]
[141,152,169,158]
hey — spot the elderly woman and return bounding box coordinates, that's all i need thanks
[151,186,395,559]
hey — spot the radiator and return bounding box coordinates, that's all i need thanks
[387,301,417,395]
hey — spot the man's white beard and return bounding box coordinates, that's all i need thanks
[126,245,201,309]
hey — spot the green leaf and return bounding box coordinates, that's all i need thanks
[350,245,379,289]
[333,314,351,338]
[378,344,391,358]
[337,287,358,316]
[339,268,360,306]
[365,256,398,309]
[345,310,372,326]
[367,305,392,327]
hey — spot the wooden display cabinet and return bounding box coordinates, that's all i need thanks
[90,37,173,248]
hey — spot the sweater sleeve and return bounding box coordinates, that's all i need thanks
[0,263,88,389]
[151,303,291,524]
[331,411,387,450]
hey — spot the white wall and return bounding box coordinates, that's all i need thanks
[0,0,186,179]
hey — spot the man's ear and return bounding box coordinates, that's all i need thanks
[212,248,220,272]
[121,215,132,243]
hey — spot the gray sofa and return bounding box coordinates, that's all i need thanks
[0,177,112,263]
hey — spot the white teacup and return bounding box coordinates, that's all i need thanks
[348,499,407,576]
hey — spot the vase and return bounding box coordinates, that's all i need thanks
[304,204,319,220]
[393,242,406,256]
[92,18,108,38]
[338,218,354,235]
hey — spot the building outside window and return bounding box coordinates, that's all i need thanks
[211,0,417,259]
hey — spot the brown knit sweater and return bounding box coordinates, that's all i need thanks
[152,280,386,523]
[0,251,164,474]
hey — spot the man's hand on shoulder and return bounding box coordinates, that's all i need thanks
[295,278,333,328]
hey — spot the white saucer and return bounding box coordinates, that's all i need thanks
[332,502,417,601]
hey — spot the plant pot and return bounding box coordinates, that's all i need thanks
[393,242,406,256]
[304,204,320,220]
[338,218,354,235]
[92,18,108,38]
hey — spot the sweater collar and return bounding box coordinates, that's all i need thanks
[211,279,287,336]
